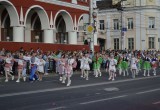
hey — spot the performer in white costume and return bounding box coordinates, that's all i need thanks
[130,55,138,78]
[108,55,117,81]
[81,53,92,80]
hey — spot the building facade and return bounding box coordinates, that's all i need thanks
[0,0,99,46]
[97,0,160,50]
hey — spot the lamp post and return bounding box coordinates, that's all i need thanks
[6,36,10,41]
[35,35,39,43]
[64,40,67,44]
[89,0,97,53]
[55,39,57,44]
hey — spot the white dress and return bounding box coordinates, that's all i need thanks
[82,57,92,70]
[131,58,137,70]
[109,59,117,72]
[37,59,45,73]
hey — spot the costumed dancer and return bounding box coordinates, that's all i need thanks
[137,55,143,75]
[4,53,14,82]
[117,55,123,76]
[16,53,25,82]
[130,54,138,78]
[105,54,110,74]
[82,53,92,80]
[29,52,39,81]
[108,54,117,81]
[64,55,75,86]
[121,53,129,76]
[93,53,103,77]
[58,54,67,83]
[79,54,85,78]
[37,54,46,81]
[151,54,158,76]
[142,53,151,77]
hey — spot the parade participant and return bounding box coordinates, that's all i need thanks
[37,54,46,81]
[137,56,143,75]
[108,54,117,81]
[64,55,75,86]
[93,53,103,77]
[58,54,66,82]
[142,53,151,77]
[4,53,14,82]
[29,52,39,82]
[117,55,123,75]
[81,53,92,80]
[79,54,85,78]
[121,53,129,76]
[130,54,138,78]
[151,54,158,76]
[16,53,25,82]
[72,55,77,72]
[105,54,110,73]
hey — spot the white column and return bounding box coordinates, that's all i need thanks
[44,29,54,43]
[136,11,141,50]
[141,11,146,50]
[68,31,77,44]
[13,26,24,42]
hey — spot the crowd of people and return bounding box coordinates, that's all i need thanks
[0,47,160,86]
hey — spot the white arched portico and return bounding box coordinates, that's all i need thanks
[24,5,54,43]
[54,10,77,44]
[0,0,21,42]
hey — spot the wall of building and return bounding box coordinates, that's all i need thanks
[0,42,100,52]
[97,0,160,50]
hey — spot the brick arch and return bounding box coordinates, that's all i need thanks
[24,5,50,30]
[0,0,19,26]
[54,10,74,32]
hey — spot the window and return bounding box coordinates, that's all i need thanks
[128,38,134,50]
[113,19,119,30]
[99,20,105,30]
[114,38,119,50]
[149,37,155,49]
[128,18,133,29]
[149,17,155,28]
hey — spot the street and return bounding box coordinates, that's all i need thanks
[0,71,160,110]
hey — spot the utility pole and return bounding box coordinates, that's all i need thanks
[89,0,94,53]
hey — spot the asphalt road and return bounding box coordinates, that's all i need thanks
[0,70,160,110]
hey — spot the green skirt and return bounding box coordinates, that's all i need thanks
[143,61,151,70]
[117,62,122,69]
[121,61,128,70]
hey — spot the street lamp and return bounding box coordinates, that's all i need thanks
[64,40,67,44]
[89,0,97,53]
[55,39,57,43]
[35,35,39,43]
[6,36,10,41]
